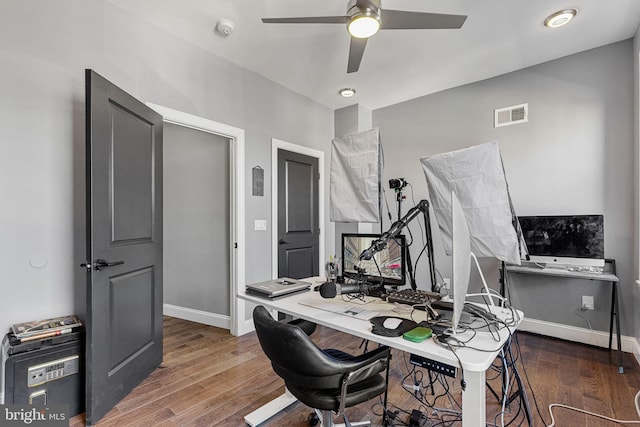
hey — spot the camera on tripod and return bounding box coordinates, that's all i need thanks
[389,178,407,190]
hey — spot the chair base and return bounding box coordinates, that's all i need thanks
[315,409,371,427]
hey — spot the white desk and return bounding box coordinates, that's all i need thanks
[503,260,623,373]
[239,280,522,427]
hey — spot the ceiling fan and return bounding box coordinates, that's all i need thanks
[262,0,467,73]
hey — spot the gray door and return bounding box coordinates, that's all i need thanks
[84,69,163,425]
[277,149,319,279]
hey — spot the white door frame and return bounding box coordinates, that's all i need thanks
[271,138,325,278]
[147,103,248,336]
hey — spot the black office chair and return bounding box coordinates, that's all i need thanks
[253,305,391,427]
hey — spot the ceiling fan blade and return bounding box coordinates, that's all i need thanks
[262,16,348,24]
[380,10,467,30]
[347,37,368,74]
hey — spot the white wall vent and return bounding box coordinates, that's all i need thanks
[494,103,528,127]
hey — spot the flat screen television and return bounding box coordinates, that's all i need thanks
[341,233,406,287]
[518,215,605,267]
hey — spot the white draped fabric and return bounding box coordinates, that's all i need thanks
[420,141,521,265]
[330,128,381,223]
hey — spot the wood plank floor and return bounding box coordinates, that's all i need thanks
[70,316,640,426]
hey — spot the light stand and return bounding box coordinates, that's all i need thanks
[389,178,407,222]
[389,178,418,290]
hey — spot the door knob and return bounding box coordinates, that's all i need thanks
[81,259,125,271]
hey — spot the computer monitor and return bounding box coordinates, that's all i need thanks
[518,214,605,267]
[451,191,471,333]
[341,233,406,287]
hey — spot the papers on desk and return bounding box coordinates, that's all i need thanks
[298,299,379,320]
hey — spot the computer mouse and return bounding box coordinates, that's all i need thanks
[383,317,403,329]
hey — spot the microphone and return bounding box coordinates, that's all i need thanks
[359,199,430,260]
[359,241,386,261]
[319,282,338,298]
[319,282,366,298]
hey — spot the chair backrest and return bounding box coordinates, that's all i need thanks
[253,305,355,389]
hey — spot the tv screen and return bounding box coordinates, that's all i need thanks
[341,233,406,286]
[518,215,604,266]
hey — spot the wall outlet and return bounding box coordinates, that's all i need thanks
[254,219,267,231]
[581,295,594,310]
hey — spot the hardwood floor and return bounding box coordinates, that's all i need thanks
[70,316,640,426]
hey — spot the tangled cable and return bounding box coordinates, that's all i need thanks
[547,390,640,426]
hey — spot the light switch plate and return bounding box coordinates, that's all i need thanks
[254,220,267,231]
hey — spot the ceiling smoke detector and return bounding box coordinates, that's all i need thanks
[215,19,235,37]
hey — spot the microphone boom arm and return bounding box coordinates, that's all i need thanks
[359,199,437,291]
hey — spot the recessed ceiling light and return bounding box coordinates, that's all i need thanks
[339,88,356,97]
[544,9,577,28]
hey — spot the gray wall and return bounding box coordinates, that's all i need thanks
[164,123,230,315]
[0,0,333,335]
[373,40,635,336]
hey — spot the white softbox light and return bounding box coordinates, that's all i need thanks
[330,128,381,223]
[420,141,521,265]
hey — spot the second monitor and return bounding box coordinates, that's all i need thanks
[341,233,406,287]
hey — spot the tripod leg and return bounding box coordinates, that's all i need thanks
[427,369,435,395]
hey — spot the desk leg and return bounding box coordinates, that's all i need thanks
[244,387,298,426]
[609,283,615,350]
[609,283,624,374]
[462,370,486,427]
[614,283,624,374]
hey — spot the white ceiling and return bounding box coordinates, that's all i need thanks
[106,0,640,110]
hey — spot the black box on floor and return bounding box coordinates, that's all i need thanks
[1,330,84,417]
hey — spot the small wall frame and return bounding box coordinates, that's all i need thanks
[252,166,264,196]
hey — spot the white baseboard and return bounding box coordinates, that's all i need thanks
[519,318,635,353]
[634,340,640,367]
[242,317,255,335]
[163,304,230,329]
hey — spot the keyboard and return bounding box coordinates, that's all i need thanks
[298,299,378,320]
[543,264,604,274]
[386,289,441,306]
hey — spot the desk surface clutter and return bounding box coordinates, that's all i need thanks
[239,276,525,427]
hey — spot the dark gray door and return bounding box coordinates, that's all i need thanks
[277,149,319,279]
[84,69,163,425]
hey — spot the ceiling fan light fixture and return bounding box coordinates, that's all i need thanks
[348,12,380,38]
[339,88,356,97]
[544,9,577,28]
